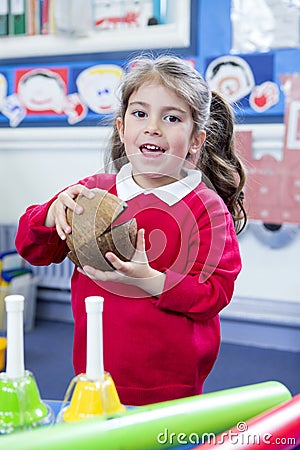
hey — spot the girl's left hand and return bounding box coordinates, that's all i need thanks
[78,229,166,297]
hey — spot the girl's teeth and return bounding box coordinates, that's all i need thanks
[141,145,163,152]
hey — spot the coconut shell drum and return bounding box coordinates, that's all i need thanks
[65,188,137,271]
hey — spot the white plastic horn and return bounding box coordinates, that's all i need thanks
[85,296,104,381]
[4,295,25,378]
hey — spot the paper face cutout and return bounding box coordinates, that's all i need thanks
[76,65,123,115]
[17,69,67,113]
[205,55,255,103]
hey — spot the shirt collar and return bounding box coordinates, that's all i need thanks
[116,163,202,206]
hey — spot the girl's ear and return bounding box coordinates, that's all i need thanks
[186,130,206,167]
[116,117,124,143]
[189,130,206,154]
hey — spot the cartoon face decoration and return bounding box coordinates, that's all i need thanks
[205,56,255,103]
[18,69,66,113]
[0,73,7,110]
[76,65,123,115]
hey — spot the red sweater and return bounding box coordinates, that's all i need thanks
[15,173,242,406]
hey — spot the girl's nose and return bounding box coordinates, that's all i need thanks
[144,119,162,136]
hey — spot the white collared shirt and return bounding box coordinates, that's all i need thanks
[116,163,202,206]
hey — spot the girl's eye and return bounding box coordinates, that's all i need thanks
[133,110,147,118]
[165,115,180,123]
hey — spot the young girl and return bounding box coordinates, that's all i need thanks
[15,54,247,406]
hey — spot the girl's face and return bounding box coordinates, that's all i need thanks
[117,81,205,189]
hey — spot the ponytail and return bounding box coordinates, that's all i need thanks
[197,91,247,234]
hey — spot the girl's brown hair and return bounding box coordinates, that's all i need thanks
[106,54,247,234]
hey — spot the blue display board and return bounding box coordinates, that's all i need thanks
[0,59,126,127]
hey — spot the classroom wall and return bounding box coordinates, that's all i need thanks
[0,127,109,223]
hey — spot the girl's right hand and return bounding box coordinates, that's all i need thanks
[44,184,95,240]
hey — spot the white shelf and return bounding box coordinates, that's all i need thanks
[0,0,191,59]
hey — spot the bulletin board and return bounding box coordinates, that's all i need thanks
[0,59,127,128]
[204,53,283,122]
[1,0,300,127]
[0,0,198,128]
[199,0,300,124]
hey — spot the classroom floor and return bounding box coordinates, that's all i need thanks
[23,319,300,401]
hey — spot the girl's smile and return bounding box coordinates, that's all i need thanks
[117,81,205,189]
[139,142,166,157]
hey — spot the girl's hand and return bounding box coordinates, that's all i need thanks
[79,229,166,297]
[45,184,95,240]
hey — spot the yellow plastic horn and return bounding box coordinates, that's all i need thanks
[61,296,125,423]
